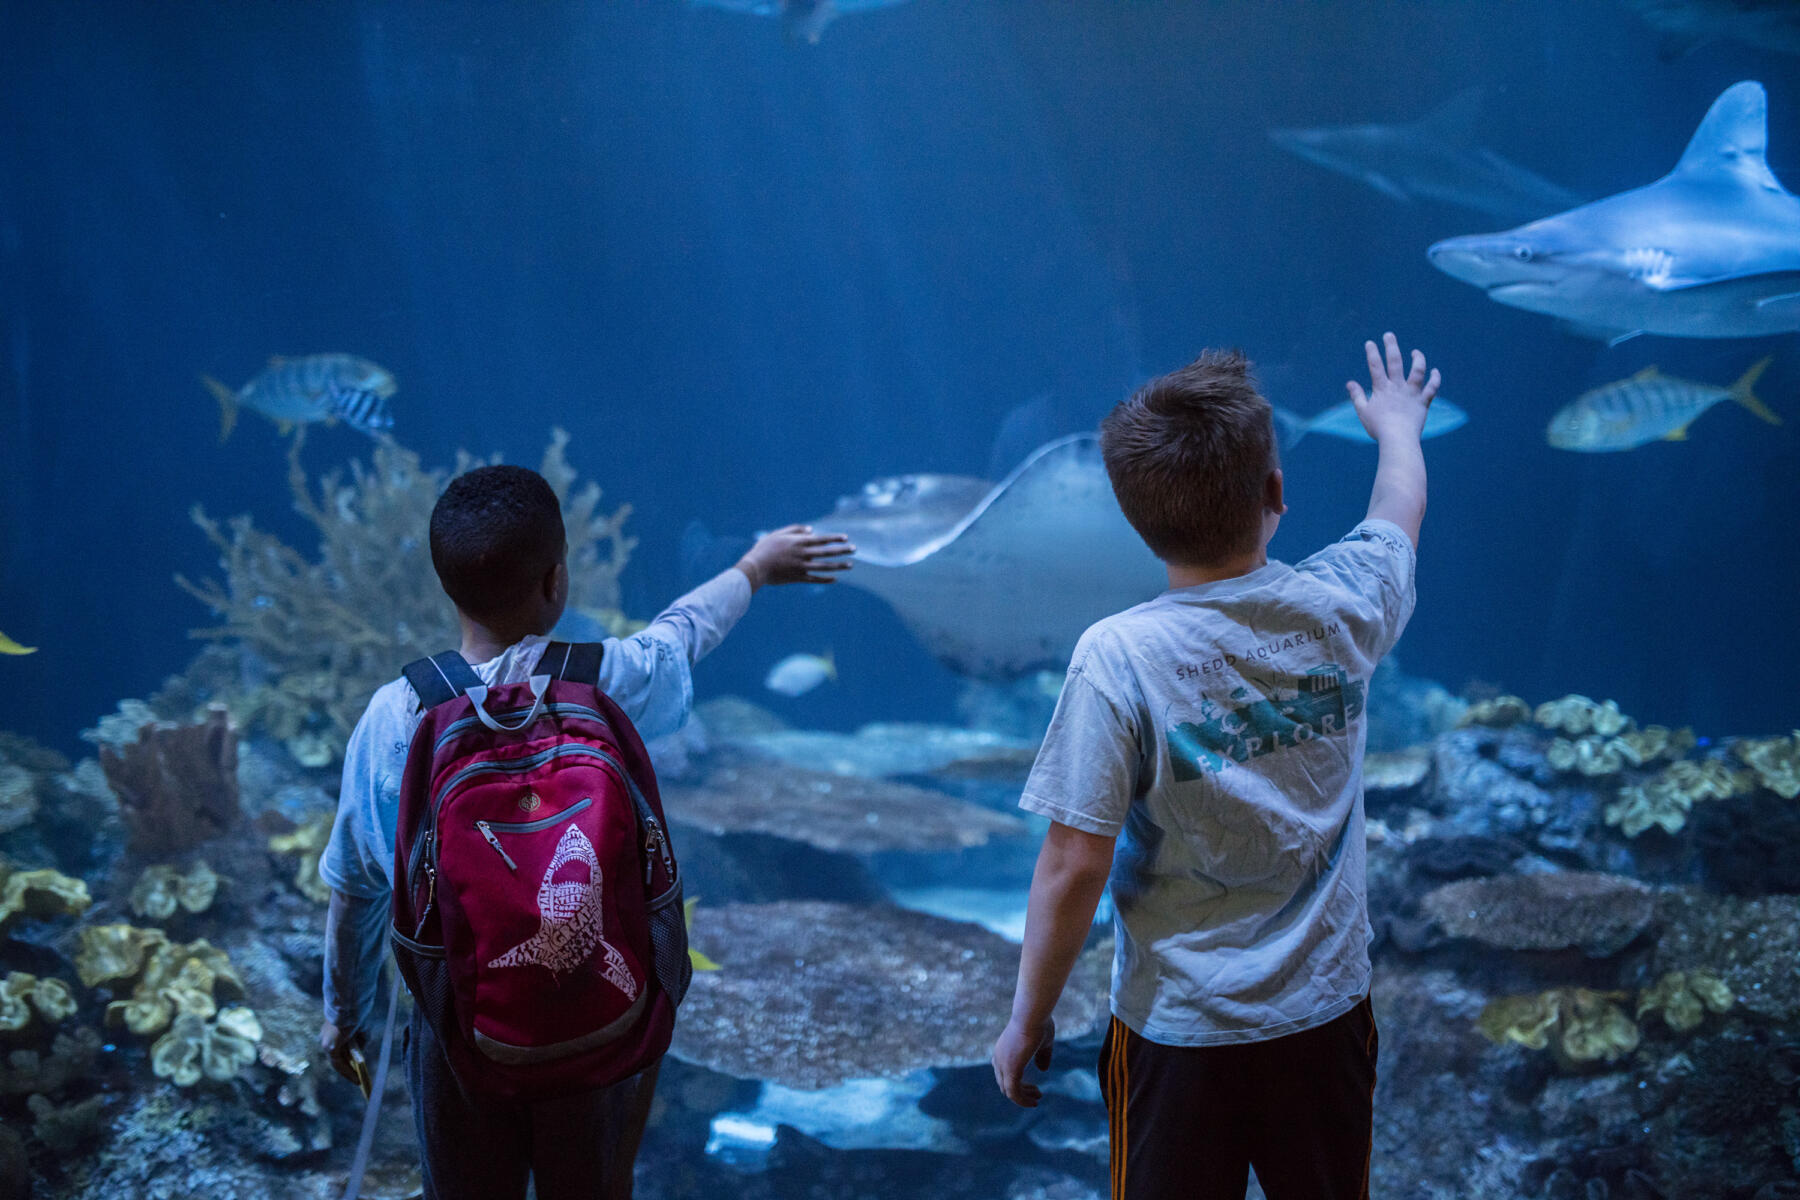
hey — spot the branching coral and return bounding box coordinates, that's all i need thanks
[1478,987,1640,1065]
[128,862,219,920]
[1535,695,1631,737]
[1735,731,1800,800]
[176,429,634,768]
[0,861,91,933]
[1637,970,1734,1033]
[1605,759,1755,838]
[269,814,332,903]
[97,707,240,856]
[150,1006,262,1087]
[1457,695,1533,728]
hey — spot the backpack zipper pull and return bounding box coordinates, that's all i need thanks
[476,821,519,872]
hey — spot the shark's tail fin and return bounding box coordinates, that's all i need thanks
[1272,406,1310,450]
[201,375,239,442]
[1730,356,1782,426]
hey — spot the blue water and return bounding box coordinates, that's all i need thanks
[1,3,1796,743]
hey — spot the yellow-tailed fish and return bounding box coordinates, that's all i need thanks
[201,354,397,441]
[0,629,35,655]
[1548,358,1780,452]
[685,898,721,971]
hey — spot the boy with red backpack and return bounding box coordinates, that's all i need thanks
[319,463,852,1200]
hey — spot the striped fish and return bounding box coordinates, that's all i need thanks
[1547,358,1781,452]
[201,354,397,441]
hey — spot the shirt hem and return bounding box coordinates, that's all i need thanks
[1018,792,1122,838]
[1111,988,1368,1047]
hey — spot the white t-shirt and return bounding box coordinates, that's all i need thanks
[1019,520,1416,1046]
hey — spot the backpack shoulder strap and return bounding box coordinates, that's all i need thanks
[541,640,605,684]
[400,650,482,710]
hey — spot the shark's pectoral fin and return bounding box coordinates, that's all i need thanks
[1556,320,1643,347]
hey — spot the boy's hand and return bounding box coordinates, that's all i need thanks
[320,1020,368,1088]
[1347,331,1440,443]
[736,525,855,590]
[991,1015,1056,1107]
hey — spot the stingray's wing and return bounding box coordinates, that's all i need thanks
[817,436,1166,679]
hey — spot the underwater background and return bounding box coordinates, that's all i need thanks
[1,2,1798,1198]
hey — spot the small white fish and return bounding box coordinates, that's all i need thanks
[765,652,836,698]
[1275,398,1468,448]
[1547,358,1780,451]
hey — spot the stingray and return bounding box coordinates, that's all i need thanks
[810,434,1167,679]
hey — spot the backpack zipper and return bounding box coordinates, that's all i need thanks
[433,703,610,755]
[472,797,596,872]
[429,746,628,882]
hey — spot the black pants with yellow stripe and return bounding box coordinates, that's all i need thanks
[1098,997,1378,1200]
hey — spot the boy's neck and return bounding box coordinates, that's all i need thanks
[457,614,545,665]
[1165,546,1269,590]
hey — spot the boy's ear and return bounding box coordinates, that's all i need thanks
[1266,468,1287,516]
[545,560,569,604]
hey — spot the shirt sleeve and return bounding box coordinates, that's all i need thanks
[1018,637,1141,838]
[321,691,406,900]
[1293,518,1418,669]
[595,568,753,742]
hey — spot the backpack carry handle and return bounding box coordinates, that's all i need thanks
[466,674,551,732]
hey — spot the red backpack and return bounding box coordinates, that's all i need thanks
[389,641,689,1101]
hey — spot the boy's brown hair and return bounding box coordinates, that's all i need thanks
[1099,349,1276,567]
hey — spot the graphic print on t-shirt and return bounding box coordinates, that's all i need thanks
[1168,663,1365,779]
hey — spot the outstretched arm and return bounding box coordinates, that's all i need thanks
[993,821,1115,1107]
[1346,331,1439,548]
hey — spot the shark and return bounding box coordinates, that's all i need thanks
[1427,81,1800,342]
[1270,90,1585,224]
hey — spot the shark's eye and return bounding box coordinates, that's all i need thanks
[1512,246,1535,263]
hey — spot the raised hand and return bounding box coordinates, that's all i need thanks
[736,524,856,589]
[1347,331,1441,443]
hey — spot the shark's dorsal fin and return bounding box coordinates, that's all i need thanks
[1414,87,1484,145]
[1672,81,1780,192]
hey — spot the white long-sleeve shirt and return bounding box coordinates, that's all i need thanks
[320,567,752,1031]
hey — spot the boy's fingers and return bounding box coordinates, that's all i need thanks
[799,573,840,585]
[1407,349,1427,388]
[1346,380,1368,408]
[1421,368,1442,404]
[1382,332,1402,379]
[1363,339,1384,383]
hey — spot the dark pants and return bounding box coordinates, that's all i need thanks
[1098,997,1378,1200]
[406,1009,660,1200]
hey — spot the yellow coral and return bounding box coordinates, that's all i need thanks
[1547,736,1625,777]
[1535,695,1631,737]
[1479,987,1638,1064]
[1,973,78,1033]
[100,937,244,1037]
[269,814,333,903]
[75,924,170,988]
[1608,725,1696,767]
[1606,759,1755,838]
[129,862,219,920]
[0,862,92,932]
[150,1006,262,1087]
[1457,695,1533,728]
[1735,731,1800,800]
[1637,970,1734,1033]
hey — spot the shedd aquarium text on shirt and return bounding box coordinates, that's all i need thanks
[1173,623,1342,681]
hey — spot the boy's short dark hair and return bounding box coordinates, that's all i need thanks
[429,465,566,618]
[1099,349,1276,567]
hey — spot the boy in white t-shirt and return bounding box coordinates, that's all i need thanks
[992,334,1441,1200]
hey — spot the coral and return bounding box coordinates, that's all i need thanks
[1421,871,1655,956]
[1458,695,1533,728]
[268,814,332,903]
[105,938,245,1037]
[1606,759,1755,838]
[1535,695,1631,737]
[0,762,37,835]
[1610,724,1695,767]
[150,1006,262,1087]
[0,973,77,1032]
[1547,736,1626,777]
[0,860,92,933]
[28,1092,106,1155]
[0,1026,101,1097]
[98,707,240,856]
[129,862,220,920]
[74,923,169,988]
[1736,731,1800,799]
[1478,987,1640,1065]
[1637,969,1734,1033]
[175,429,633,768]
